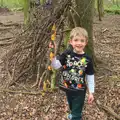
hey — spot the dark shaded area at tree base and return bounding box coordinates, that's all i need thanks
[0,7,10,14]
[105,9,120,14]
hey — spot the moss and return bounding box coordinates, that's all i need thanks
[105,9,120,14]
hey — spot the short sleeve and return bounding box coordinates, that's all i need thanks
[85,57,94,75]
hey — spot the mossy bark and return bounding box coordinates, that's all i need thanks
[51,69,57,89]
[97,0,104,21]
[0,0,3,7]
[23,0,30,25]
[74,0,95,58]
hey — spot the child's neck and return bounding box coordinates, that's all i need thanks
[73,49,85,55]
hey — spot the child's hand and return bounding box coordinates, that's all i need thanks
[49,41,57,54]
[88,93,94,104]
[49,42,54,48]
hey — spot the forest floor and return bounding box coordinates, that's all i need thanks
[0,9,120,120]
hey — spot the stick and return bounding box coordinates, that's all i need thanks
[96,100,120,120]
[0,87,59,95]
[0,89,42,95]
[31,63,40,88]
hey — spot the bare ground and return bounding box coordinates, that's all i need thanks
[0,11,120,120]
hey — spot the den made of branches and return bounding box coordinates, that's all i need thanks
[3,0,72,89]
[3,0,95,91]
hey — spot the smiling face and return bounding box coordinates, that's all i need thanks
[69,35,87,54]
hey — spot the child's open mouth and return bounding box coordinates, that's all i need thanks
[76,46,82,49]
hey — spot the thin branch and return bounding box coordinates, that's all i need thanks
[70,6,80,18]
[69,10,77,27]
[31,63,40,88]
[96,100,120,120]
[38,70,47,88]
[9,65,32,86]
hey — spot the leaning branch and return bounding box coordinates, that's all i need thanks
[96,100,120,120]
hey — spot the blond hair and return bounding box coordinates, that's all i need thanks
[70,27,88,40]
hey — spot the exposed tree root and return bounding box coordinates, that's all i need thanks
[0,37,13,41]
[0,22,21,27]
[0,87,58,95]
[96,100,120,120]
[0,27,12,31]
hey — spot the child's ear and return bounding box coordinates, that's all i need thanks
[85,40,88,45]
[69,39,72,44]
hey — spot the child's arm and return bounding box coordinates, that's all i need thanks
[49,41,62,69]
[85,56,95,104]
[86,74,95,104]
[51,49,71,69]
[86,74,95,93]
[51,57,62,69]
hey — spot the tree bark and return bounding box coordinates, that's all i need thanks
[74,0,95,58]
[23,0,30,25]
[0,0,3,7]
[112,0,115,4]
[116,0,119,7]
[97,0,104,21]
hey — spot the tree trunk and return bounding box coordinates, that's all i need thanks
[0,0,4,7]
[112,0,115,4]
[23,0,30,25]
[73,0,95,58]
[116,0,119,7]
[97,0,104,21]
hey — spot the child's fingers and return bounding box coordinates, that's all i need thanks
[49,42,54,48]
[88,96,94,104]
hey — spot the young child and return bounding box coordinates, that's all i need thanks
[51,27,95,120]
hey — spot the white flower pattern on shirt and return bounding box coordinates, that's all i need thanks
[61,54,89,89]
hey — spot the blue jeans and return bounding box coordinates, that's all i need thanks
[66,90,86,120]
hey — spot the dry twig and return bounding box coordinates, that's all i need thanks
[96,100,120,120]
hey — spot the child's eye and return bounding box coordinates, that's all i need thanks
[80,39,85,42]
[74,39,78,41]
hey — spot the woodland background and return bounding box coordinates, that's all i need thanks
[0,0,120,120]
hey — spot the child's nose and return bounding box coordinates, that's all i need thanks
[78,40,82,44]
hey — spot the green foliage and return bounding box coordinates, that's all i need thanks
[104,4,120,14]
[40,0,45,4]
[0,0,23,10]
[95,0,120,14]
